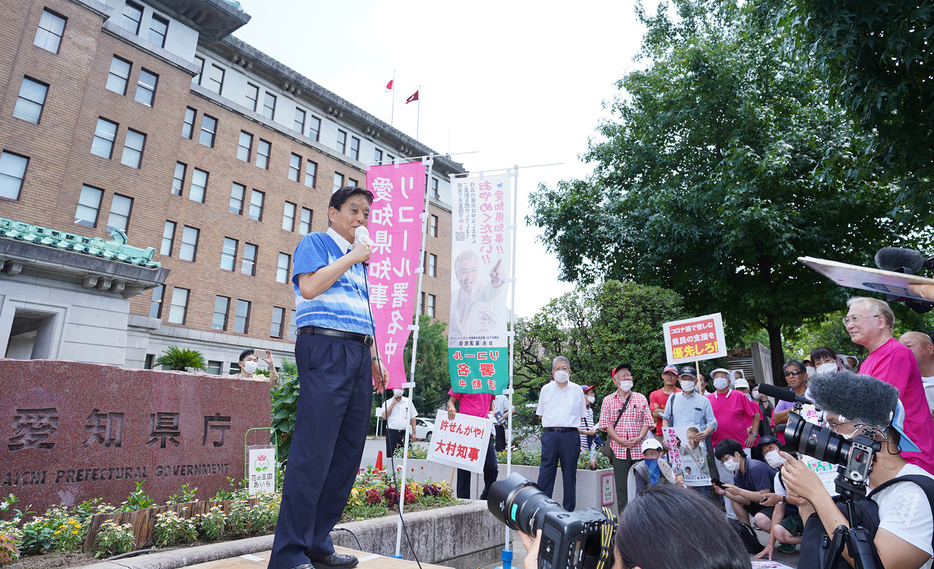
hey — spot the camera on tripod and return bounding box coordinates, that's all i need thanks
[487,472,616,569]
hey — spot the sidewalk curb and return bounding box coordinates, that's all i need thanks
[81,535,273,569]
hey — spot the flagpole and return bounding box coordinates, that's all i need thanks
[416,85,421,140]
[390,70,396,129]
[501,166,519,567]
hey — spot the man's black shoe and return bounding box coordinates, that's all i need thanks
[284,564,312,569]
[309,553,359,568]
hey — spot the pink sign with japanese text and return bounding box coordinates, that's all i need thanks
[366,162,426,388]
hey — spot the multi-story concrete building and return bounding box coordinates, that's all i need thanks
[0,0,462,372]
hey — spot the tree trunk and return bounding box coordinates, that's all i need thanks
[766,323,785,386]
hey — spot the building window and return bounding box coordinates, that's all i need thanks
[277,253,290,283]
[289,310,297,341]
[168,287,189,324]
[106,56,131,95]
[134,69,157,106]
[294,108,306,133]
[206,63,224,95]
[172,162,185,196]
[350,136,360,160]
[387,153,395,163]
[245,83,259,111]
[148,14,168,47]
[193,56,204,85]
[288,154,301,182]
[74,185,103,227]
[106,194,133,232]
[430,214,438,237]
[234,300,251,334]
[427,294,436,318]
[431,178,439,199]
[229,182,245,215]
[199,115,216,147]
[333,173,343,193]
[428,253,437,277]
[305,160,317,188]
[299,208,312,235]
[283,201,296,231]
[182,107,195,138]
[160,221,175,256]
[122,1,143,34]
[221,237,237,271]
[309,116,321,141]
[206,360,222,374]
[90,118,117,159]
[237,131,252,162]
[348,178,358,187]
[374,148,383,163]
[0,152,29,201]
[179,225,199,261]
[249,189,264,221]
[336,130,347,154]
[270,306,285,338]
[241,243,257,275]
[190,168,207,203]
[256,139,270,169]
[262,92,276,120]
[14,77,48,124]
[418,292,423,316]
[212,296,229,331]
[120,129,146,168]
[34,10,66,53]
[149,284,164,318]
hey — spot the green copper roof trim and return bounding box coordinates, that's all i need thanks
[0,217,161,268]
[221,0,244,12]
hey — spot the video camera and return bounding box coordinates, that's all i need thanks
[487,473,616,569]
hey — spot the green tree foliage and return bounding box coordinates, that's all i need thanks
[528,0,930,379]
[776,0,934,221]
[514,281,685,405]
[154,346,206,371]
[271,360,298,463]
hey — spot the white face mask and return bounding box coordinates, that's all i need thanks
[618,380,633,392]
[713,377,729,391]
[765,449,784,469]
[554,370,569,383]
[723,457,740,473]
[587,395,595,404]
[815,362,837,375]
[805,366,817,377]
[751,389,760,400]
[393,389,404,397]
[242,360,258,374]
[680,380,696,392]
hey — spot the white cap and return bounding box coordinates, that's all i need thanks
[641,438,663,454]
[734,378,750,389]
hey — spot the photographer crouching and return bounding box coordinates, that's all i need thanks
[780,370,934,569]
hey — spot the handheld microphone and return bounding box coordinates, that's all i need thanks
[757,383,811,405]
[873,247,934,314]
[354,225,372,246]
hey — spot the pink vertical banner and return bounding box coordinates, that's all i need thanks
[365,162,426,389]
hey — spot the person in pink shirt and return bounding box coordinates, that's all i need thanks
[846,296,934,474]
[447,389,497,499]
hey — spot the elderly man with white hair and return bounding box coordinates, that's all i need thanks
[845,296,934,474]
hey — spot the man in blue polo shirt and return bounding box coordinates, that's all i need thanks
[268,186,388,569]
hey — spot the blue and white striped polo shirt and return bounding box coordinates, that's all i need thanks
[292,228,373,335]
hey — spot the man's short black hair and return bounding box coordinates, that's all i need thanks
[329,186,374,211]
[715,438,744,460]
[239,349,254,362]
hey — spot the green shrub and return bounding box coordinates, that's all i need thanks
[94,521,134,558]
[195,506,225,541]
[152,510,196,547]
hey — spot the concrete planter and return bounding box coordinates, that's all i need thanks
[393,458,618,516]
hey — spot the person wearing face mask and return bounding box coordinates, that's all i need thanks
[231,349,279,385]
[708,368,761,520]
[809,346,841,376]
[771,360,809,446]
[899,331,934,421]
[632,438,684,495]
[661,366,718,498]
[578,385,602,451]
[535,356,588,511]
[378,388,417,458]
[649,364,681,442]
[596,363,654,513]
[755,435,803,558]
[714,438,778,538]
[751,384,775,439]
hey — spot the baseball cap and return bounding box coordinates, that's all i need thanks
[611,363,632,377]
[581,385,595,392]
[662,364,679,375]
[734,378,750,389]
[710,368,730,378]
[678,366,697,379]
[757,435,780,448]
[641,438,664,454]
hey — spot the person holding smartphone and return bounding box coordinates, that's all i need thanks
[231,348,278,386]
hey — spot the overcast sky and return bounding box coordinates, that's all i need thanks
[234,0,650,318]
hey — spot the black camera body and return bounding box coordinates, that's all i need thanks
[487,473,615,569]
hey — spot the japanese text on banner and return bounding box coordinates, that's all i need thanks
[662,313,727,365]
[426,410,491,473]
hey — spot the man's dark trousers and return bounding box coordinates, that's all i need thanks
[456,435,498,499]
[268,334,372,569]
[537,429,581,511]
[386,428,405,458]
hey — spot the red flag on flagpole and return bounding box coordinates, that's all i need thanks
[406,90,419,104]
[385,79,393,92]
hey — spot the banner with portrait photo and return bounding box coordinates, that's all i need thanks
[365,162,426,389]
[447,174,511,394]
[663,427,711,487]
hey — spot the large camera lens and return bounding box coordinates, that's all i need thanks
[785,411,851,465]
[487,472,566,536]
